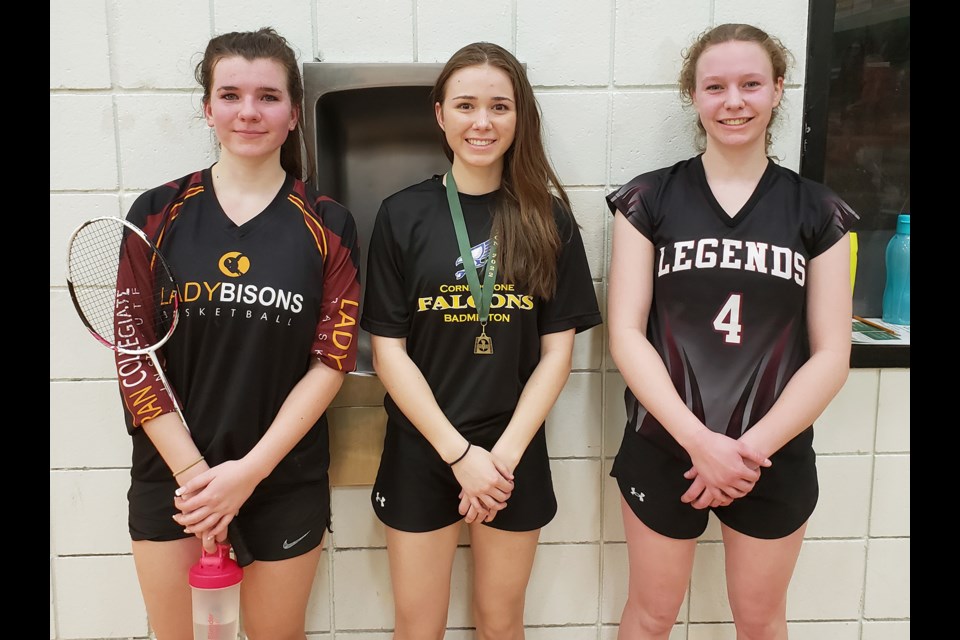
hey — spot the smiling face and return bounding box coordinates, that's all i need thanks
[692,40,783,153]
[435,63,517,181]
[203,55,299,162]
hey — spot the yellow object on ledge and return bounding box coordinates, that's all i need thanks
[849,231,858,295]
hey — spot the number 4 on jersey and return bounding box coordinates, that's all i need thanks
[713,294,742,344]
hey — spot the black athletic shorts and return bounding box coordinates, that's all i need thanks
[611,426,818,540]
[128,477,331,566]
[371,421,557,533]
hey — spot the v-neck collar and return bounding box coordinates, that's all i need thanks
[693,154,776,227]
[203,167,293,235]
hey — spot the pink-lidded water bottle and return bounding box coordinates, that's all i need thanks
[189,543,243,640]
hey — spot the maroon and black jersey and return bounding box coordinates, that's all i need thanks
[606,155,858,461]
[117,167,361,486]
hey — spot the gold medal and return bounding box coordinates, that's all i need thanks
[474,324,493,355]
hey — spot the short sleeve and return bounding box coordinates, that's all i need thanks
[807,186,860,259]
[311,197,362,372]
[537,204,603,335]
[360,201,410,338]
[115,183,183,430]
[605,172,662,242]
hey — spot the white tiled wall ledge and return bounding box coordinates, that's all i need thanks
[50,367,909,637]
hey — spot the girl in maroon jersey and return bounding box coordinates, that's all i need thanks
[117,28,360,639]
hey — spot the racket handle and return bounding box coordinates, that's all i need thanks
[146,351,190,434]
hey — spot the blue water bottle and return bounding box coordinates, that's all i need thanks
[881,213,910,326]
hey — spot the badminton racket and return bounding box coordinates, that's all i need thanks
[65,216,189,433]
[66,216,255,564]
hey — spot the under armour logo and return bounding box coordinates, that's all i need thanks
[630,487,645,502]
[375,492,386,507]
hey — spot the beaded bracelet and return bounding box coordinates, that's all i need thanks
[448,443,472,467]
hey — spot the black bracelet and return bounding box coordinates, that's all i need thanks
[448,442,472,466]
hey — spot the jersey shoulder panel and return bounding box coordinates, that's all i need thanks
[768,163,861,257]
[126,170,206,247]
[605,157,698,238]
[293,180,354,228]
[126,171,204,222]
[288,179,361,264]
[370,175,446,243]
[380,175,444,210]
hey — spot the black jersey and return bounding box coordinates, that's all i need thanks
[117,168,361,487]
[606,155,858,461]
[361,175,602,440]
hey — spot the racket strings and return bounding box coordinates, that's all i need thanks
[67,219,177,350]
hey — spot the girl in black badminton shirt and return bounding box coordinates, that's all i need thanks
[361,42,601,638]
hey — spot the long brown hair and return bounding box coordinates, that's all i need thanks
[678,23,793,155]
[195,27,315,180]
[432,42,571,300]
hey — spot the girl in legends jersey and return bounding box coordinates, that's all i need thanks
[606,23,858,640]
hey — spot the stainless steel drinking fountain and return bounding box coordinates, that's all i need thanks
[302,63,449,484]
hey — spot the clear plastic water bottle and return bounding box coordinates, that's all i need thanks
[881,213,910,326]
[190,543,243,640]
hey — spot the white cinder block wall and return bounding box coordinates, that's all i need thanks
[50,1,910,638]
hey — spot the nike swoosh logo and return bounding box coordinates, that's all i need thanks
[282,530,311,550]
